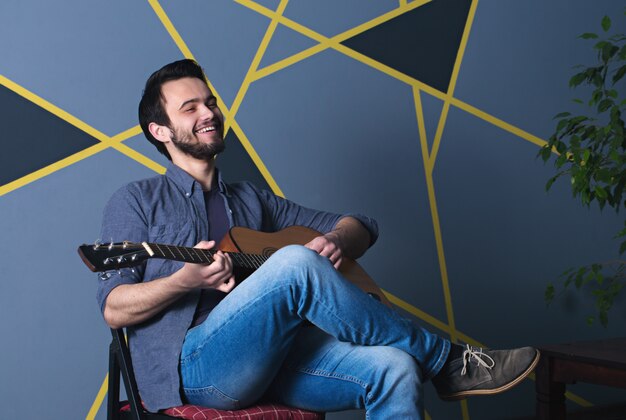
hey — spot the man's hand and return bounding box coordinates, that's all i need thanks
[176,240,236,293]
[304,216,373,269]
[305,233,343,269]
[104,240,236,329]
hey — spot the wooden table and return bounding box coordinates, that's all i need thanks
[535,337,626,419]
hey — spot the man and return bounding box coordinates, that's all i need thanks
[97,59,539,419]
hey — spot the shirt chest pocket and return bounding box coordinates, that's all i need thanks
[146,220,197,279]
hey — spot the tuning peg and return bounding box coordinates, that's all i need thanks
[99,272,112,281]
[93,239,102,250]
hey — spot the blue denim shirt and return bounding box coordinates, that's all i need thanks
[96,163,378,412]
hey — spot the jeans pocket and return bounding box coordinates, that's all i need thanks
[183,385,241,410]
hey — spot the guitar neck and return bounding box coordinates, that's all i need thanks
[145,242,267,271]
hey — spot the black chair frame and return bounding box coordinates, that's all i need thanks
[108,328,173,420]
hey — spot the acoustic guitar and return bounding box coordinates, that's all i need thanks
[78,225,390,307]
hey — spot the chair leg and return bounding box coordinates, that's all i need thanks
[110,329,145,420]
[108,339,121,420]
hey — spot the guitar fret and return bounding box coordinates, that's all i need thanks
[181,246,197,262]
[254,254,266,268]
[252,255,263,268]
[193,248,210,263]
[231,253,249,269]
[243,253,258,269]
[235,253,250,269]
[201,249,214,264]
[153,244,170,259]
[172,245,185,260]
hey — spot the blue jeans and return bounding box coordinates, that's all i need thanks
[180,245,450,419]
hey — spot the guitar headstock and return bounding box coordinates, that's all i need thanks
[78,241,150,272]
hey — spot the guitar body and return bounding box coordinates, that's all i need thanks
[219,226,391,307]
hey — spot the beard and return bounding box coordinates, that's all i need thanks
[170,126,225,161]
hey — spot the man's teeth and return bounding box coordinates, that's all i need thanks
[197,126,216,133]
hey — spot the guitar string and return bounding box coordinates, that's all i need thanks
[144,242,269,270]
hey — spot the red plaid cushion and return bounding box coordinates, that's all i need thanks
[122,403,324,419]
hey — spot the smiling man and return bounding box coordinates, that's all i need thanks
[96,59,540,419]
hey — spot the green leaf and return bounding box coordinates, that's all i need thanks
[596,273,604,285]
[598,99,614,112]
[613,65,626,85]
[569,72,587,88]
[580,32,599,39]
[575,268,588,288]
[582,189,591,205]
[596,168,612,183]
[602,44,619,63]
[556,118,569,133]
[583,149,591,162]
[620,240,626,255]
[600,310,608,327]
[602,15,611,31]
[539,145,552,162]
[553,112,572,119]
[546,175,558,191]
[594,40,609,51]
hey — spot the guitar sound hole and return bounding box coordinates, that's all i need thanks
[261,247,278,258]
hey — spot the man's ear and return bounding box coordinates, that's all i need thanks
[148,122,171,144]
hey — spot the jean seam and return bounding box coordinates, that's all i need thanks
[293,367,369,389]
[424,339,450,380]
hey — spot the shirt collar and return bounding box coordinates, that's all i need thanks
[165,162,230,197]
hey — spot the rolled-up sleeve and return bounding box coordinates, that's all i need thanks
[95,185,148,314]
[252,185,379,247]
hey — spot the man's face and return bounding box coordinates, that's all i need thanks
[160,77,225,161]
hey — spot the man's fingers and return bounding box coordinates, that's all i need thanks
[333,256,343,269]
[216,275,236,293]
[194,240,216,250]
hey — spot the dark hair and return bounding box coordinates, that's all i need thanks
[138,59,207,160]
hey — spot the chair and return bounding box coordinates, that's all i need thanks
[107,328,325,420]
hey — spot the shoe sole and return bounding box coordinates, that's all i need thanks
[439,349,541,401]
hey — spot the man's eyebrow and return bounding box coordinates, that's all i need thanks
[179,98,201,110]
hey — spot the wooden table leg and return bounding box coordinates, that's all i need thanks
[535,356,566,420]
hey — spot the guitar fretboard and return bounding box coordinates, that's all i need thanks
[147,243,269,270]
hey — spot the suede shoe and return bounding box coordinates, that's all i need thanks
[432,344,540,401]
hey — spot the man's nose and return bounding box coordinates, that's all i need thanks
[199,103,216,119]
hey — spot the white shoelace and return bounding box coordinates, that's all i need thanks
[461,344,495,375]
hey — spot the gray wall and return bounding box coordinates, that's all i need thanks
[0,1,624,419]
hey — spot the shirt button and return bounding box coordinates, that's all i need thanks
[185,192,190,197]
